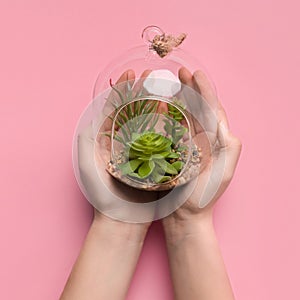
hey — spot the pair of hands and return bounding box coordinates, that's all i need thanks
[77,67,241,230]
[62,71,241,300]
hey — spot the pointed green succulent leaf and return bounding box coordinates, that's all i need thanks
[155,160,178,175]
[128,172,143,179]
[159,176,172,183]
[166,152,180,159]
[151,152,169,159]
[138,160,155,178]
[152,168,172,183]
[119,159,143,175]
[167,100,186,122]
[131,132,141,141]
[177,145,188,152]
[172,161,184,172]
[152,168,163,183]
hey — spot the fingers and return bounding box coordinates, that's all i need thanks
[217,106,229,129]
[102,70,136,132]
[131,69,169,115]
[115,69,135,85]
[132,69,152,96]
[109,69,136,102]
[217,122,242,181]
[100,69,157,154]
[192,70,217,109]
[193,70,230,129]
[178,67,204,135]
[109,69,136,105]
[179,67,193,88]
[217,121,241,148]
[197,123,241,208]
[78,126,158,221]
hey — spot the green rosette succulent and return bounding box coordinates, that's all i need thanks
[119,132,184,183]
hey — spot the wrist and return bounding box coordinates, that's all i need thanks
[162,212,214,246]
[92,212,150,244]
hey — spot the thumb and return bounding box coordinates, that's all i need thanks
[217,121,242,183]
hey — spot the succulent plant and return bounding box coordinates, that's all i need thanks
[167,100,184,121]
[163,100,188,146]
[108,81,159,145]
[119,131,184,183]
[106,82,188,185]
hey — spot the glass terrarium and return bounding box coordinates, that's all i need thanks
[73,26,219,221]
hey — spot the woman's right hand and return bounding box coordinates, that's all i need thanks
[163,67,242,227]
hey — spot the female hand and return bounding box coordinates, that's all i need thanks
[77,69,158,223]
[163,67,242,224]
[162,67,241,300]
[61,70,155,300]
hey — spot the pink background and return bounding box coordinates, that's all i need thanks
[1,0,299,299]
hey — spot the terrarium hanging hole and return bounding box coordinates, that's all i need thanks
[141,25,165,44]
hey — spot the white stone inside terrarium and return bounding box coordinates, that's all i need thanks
[143,69,181,97]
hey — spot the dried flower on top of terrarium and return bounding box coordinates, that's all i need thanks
[151,33,187,58]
